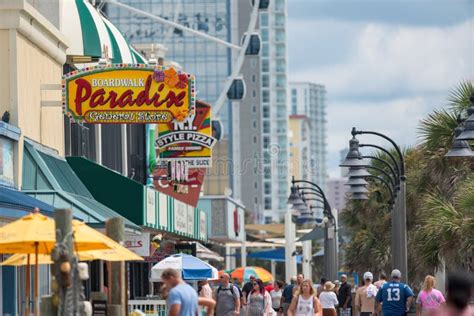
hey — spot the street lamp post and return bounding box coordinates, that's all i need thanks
[341,127,408,282]
[290,178,338,280]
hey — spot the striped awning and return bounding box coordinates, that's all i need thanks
[61,0,147,64]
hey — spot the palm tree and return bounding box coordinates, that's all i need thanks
[413,178,474,271]
[412,81,474,272]
[341,81,474,279]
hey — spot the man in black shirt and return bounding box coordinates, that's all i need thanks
[241,275,256,306]
[338,274,352,316]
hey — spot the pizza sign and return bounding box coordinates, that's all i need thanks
[156,101,216,167]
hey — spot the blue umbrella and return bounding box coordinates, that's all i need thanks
[150,254,216,281]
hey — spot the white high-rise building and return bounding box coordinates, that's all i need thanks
[288,82,327,191]
[261,0,289,223]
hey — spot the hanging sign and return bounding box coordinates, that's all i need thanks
[63,65,196,124]
[152,164,205,207]
[155,100,216,167]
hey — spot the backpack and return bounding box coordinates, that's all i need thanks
[216,285,239,306]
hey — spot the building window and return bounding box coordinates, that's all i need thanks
[260,13,269,27]
[253,136,257,143]
[253,105,257,113]
[263,121,270,133]
[264,198,272,210]
[263,106,270,118]
[264,182,271,194]
[262,43,269,57]
[252,75,256,83]
[251,59,257,68]
[261,29,269,41]
[262,90,270,102]
[254,182,258,189]
[0,137,14,186]
[262,59,269,72]
[264,216,272,224]
[253,90,256,97]
[262,75,269,88]
[264,167,271,179]
[253,121,257,129]
[263,137,270,148]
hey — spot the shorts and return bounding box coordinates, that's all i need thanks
[322,308,337,316]
[339,308,352,316]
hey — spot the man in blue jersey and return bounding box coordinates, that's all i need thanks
[375,269,414,316]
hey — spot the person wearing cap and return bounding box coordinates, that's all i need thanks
[375,269,414,316]
[319,281,339,316]
[338,274,352,316]
[355,272,378,316]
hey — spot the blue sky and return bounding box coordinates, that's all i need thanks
[287,0,473,177]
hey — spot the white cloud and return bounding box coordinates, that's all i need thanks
[288,19,473,180]
[325,95,438,178]
[290,20,473,97]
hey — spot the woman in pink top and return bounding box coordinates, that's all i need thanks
[428,271,473,316]
[415,275,445,316]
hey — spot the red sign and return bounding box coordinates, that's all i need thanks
[152,167,205,207]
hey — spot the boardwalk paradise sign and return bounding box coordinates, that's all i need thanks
[63,65,196,124]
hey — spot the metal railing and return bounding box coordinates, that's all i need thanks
[128,300,167,316]
[128,300,206,316]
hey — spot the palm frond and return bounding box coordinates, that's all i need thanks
[448,81,473,112]
[418,109,458,151]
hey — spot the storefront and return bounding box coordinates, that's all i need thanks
[198,196,246,269]
[67,156,209,298]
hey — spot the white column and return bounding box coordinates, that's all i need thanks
[271,260,276,279]
[434,260,446,295]
[302,240,312,280]
[241,243,247,267]
[230,247,236,269]
[225,245,231,270]
[121,124,128,176]
[95,125,102,164]
[284,211,297,283]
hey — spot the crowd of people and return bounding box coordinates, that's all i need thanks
[158,267,474,316]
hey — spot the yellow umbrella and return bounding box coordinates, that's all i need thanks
[0,212,114,254]
[0,246,143,265]
[0,210,114,316]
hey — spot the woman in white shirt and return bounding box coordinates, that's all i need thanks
[270,280,284,314]
[318,281,338,316]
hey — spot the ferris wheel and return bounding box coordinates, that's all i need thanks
[100,0,270,130]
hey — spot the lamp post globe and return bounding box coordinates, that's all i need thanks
[347,185,369,194]
[445,124,474,157]
[345,177,369,186]
[347,166,371,178]
[340,136,369,167]
[351,193,369,200]
[456,93,474,140]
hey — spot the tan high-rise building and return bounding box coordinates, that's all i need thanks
[288,115,312,183]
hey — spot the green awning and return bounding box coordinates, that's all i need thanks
[67,156,145,226]
[22,139,140,231]
[67,157,208,242]
[60,0,147,64]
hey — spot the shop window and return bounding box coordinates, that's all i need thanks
[0,137,14,187]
